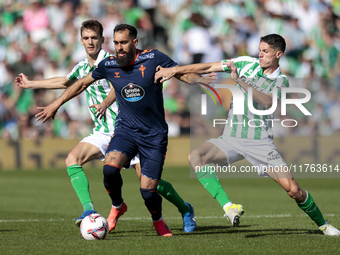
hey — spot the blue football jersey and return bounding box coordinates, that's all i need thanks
[92,49,178,136]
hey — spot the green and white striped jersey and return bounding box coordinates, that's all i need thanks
[67,49,118,134]
[221,56,289,140]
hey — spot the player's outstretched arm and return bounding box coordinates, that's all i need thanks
[227,61,274,108]
[175,72,218,86]
[155,66,217,86]
[154,62,223,83]
[36,73,95,123]
[89,82,116,121]
[15,73,73,89]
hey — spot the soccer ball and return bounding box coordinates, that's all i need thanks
[80,213,109,240]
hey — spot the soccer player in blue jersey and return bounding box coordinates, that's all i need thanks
[35,23,205,236]
[16,20,196,233]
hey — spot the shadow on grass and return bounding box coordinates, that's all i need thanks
[177,226,322,237]
[107,225,322,238]
[244,229,322,238]
[194,225,251,231]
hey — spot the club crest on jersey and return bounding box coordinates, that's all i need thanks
[121,83,145,102]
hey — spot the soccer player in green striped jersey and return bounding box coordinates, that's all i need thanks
[155,34,340,236]
[15,20,196,233]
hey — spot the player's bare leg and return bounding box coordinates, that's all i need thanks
[269,167,340,235]
[140,174,159,189]
[103,151,129,232]
[134,164,196,232]
[66,142,104,167]
[189,141,229,169]
[65,142,104,226]
[135,163,142,180]
[266,168,306,202]
[189,142,244,226]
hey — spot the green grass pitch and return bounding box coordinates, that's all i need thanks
[0,166,339,254]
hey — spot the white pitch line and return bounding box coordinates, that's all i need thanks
[0,214,338,223]
[120,214,338,220]
[0,219,66,223]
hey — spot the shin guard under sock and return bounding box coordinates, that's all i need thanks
[103,164,123,207]
[140,188,162,221]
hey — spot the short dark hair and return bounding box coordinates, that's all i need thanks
[114,24,137,39]
[260,34,286,53]
[80,20,103,37]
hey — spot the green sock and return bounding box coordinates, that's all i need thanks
[297,191,326,227]
[66,165,94,211]
[157,179,190,214]
[196,165,231,208]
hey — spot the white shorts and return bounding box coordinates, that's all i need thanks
[80,131,140,168]
[208,136,287,177]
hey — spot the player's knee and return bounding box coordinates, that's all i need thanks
[189,149,200,163]
[286,185,301,200]
[104,151,115,164]
[65,153,77,167]
[190,149,206,166]
[103,164,121,178]
[190,149,198,159]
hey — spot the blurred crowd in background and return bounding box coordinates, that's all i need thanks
[0,0,340,140]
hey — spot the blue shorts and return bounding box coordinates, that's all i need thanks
[106,129,167,181]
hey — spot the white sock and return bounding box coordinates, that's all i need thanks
[223,202,233,212]
[319,221,329,229]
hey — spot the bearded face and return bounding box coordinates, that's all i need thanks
[114,30,138,67]
[116,43,135,67]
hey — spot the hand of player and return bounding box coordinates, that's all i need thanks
[154,65,176,83]
[226,61,239,81]
[89,103,107,121]
[15,73,30,89]
[196,73,218,88]
[35,103,59,123]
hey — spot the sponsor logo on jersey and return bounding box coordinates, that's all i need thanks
[115,72,120,78]
[267,151,280,161]
[252,76,260,83]
[91,80,103,86]
[105,60,117,66]
[121,83,145,102]
[137,53,155,60]
[240,76,267,93]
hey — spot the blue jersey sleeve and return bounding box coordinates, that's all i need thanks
[92,59,107,80]
[154,50,178,68]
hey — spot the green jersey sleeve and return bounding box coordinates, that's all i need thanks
[67,63,82,81]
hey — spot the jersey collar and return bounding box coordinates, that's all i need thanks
[259,65,281,79]
[93,49,106,68]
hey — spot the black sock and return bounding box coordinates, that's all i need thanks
[140,188,162,221]
[103,164,123,206]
